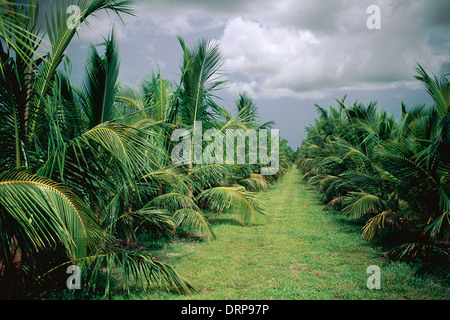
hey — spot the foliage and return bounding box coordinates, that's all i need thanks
[296,65,450,265]
[0,0,292,299]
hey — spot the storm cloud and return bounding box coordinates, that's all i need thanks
[63,0,449,147]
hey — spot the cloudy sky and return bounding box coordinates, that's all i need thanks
[64,0,450,148]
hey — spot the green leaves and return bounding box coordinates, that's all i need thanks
[198,186,266,225]
[178,36,226,127]
[0,170,100,261]
[297,64,450,261]
[0,2,287,298]
[79,30,121,128]
[343,192,384,219]
[80,248,198,297]
[361,210,393,241]
[173,209,216,241]
[80,122,156,176]
[415,63,450,119]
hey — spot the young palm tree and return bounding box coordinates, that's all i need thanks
[71,34,273,296]
[0,0,197,299]
[297,64,449,262]
[1,1,291,298]
[372,64,450,259]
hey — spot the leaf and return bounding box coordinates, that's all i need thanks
[173,208,215,241]
[0,169,100,261]
[178,36,226,126]
[147,192,200,213]
[424,211,450,240]
[361,210,392,241]
[119,209,176,239]
[78,122,157,176]
[79,248,198,297]
[343,192,383,219]
[79,30,121,128]
[198,186,266,225]
[238,174,270,192]
[414,63,450,119]
[184,164,229,193]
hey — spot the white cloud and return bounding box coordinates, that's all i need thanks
[69,0,449,101]
[73,2,199,44]
[225,80,259,98]
[218,1,449,100]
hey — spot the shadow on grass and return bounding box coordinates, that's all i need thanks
[207,217,266,228]
[324,209,367,233]
[208,217,245,226]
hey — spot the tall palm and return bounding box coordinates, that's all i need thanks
[178,37,226,127]
[52,33,198,298]
[0,0,136,298]
[0,0,198,298]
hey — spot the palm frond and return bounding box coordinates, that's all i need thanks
[198,186,266,225]
[173,208,215,241]
[146,192,200,213]
[238,174,270,192]
[78,30,120,128]
[78,122,157,176]
[0,169,101,261]
[80,248,198,297]
[117,209,176,239]
[343,191,384,219]
[361,210,393,241]
[424,210,450,240]
[414,63,450,119]
[141,167,190,195]
[178,36,226,126]
[184,164,229,193]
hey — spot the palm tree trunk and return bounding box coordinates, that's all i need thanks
[22,62,32,143]
[393,194,399,212]
[9,235,22,299]
[125,207,134,245]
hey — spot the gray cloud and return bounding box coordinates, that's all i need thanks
[60,0,449,147]
[215,0,449,100]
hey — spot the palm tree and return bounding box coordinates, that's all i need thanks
[297,64,449,262]
[1,1,289,298]
[372,64,450,259]
[68,34,270,296]
[48,31,207,298]
[0,0,198,299]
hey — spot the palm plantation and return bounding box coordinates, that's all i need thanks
[296,65,449,262]
[0,0,290,298]
[0,0,448,300]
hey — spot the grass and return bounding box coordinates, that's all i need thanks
[114,167,449,300]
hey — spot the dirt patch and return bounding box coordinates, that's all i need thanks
[289,263,309,273]
[166,252,182,257]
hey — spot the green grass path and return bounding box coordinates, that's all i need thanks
[133,167,448,300]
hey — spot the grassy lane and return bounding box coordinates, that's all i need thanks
[126,167,448,300]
